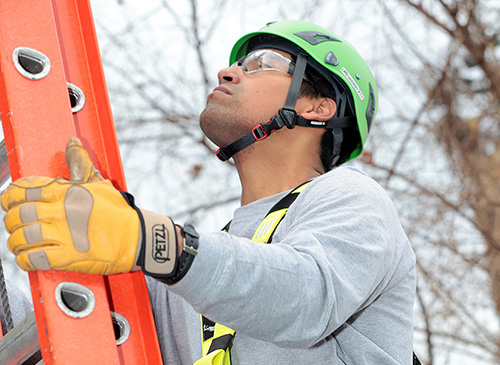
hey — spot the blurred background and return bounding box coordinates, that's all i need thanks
[1,0,499,363]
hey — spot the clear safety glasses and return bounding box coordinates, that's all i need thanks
[231,49,295,75]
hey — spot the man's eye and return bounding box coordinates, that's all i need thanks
[257,59,273,70]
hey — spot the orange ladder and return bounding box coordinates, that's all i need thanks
[0,0,163,363]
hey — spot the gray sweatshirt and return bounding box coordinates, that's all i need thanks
[147,166,416,364]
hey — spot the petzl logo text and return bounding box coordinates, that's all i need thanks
[152,224,171,263]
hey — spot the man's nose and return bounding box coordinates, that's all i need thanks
[217,67,241,84]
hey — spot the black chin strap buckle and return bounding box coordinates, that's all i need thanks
[278,107,298,129]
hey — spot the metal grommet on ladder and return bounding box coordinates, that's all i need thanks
[111,311,131,345]
[55,282,95,319]
[67,82,85,113]
[12,47,51,80]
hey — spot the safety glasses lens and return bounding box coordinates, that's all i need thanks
[231,50,293,74]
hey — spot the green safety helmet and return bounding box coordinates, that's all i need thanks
[216,20,378,168]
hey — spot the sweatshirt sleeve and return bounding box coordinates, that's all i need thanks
[167,168,410,348]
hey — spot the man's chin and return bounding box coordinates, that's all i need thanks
[199,110,219,145]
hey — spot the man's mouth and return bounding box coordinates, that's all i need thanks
[212,86,231,95]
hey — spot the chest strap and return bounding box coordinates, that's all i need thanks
[194,181,311,365]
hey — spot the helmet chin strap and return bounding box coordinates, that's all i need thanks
[216,52,309,162]
[215,51,356,163]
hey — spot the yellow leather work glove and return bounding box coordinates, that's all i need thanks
[0,137,184,277]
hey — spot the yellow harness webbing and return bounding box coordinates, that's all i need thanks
[194,181,311,365]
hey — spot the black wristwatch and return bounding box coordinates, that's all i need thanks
[160,223,199,285]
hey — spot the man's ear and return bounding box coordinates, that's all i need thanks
[299,98,337,121]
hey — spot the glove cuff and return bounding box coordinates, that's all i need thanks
[137,209,179,277]
[121,192,199,284]
[121,191,178,276]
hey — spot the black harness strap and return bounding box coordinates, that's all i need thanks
[207,334,235,354]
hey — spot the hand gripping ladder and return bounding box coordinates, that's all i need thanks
[0,1,163,363]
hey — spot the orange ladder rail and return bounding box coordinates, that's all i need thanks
[0,0,163,363]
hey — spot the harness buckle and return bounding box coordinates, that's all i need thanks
[252,124,268,141]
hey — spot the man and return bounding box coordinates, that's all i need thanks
[1,21,416,364]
